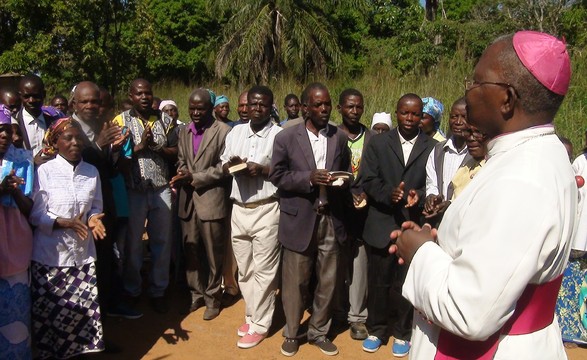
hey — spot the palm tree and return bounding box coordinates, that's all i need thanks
[214,0,365,83]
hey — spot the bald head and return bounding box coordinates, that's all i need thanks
[188,88,214,125]
[73,81,101,125]
[190,88,212,105]
[74,81,100,100]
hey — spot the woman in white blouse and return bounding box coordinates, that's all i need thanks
[29,118,106,359]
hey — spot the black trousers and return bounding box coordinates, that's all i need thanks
[365,244,413,343]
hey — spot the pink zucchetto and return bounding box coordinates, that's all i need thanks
[513,31,571,96]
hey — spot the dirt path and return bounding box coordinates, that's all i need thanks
[92,285,587,360]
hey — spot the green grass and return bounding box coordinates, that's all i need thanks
[153,51,587,155]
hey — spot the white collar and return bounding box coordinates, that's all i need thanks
[486,125,556,160]
[247,119,273,138]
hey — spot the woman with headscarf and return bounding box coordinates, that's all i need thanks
[370,112,392,134]
[29,118,106,359]
[0,104,34,359]
[420,97,446,142]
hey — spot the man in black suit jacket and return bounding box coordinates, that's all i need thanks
[269,83,351,357]
[359,93,435,356]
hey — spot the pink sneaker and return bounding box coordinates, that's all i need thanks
[237,323,249,337]
[237,331,267,349]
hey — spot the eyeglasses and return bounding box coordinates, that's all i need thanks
[464,78,515,93]
[462,128,486,140]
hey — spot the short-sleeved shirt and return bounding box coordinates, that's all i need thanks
[221,121,281,203]
[113,110,176,190]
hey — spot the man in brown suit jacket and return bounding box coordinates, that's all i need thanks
[170,89,231,321]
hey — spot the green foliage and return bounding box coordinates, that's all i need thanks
[0,0,585,106]
[146,0,221,81]
[213,0,369,84]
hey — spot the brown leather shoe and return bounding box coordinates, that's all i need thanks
[203,307,220,320]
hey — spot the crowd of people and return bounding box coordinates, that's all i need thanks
[0,30,584,360]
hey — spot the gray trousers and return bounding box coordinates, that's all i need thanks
[281,214,339,341]
[182,215,226,309]
[334,239,368,323]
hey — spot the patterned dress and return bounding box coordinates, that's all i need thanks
[29,156,104,359]
[556,253,587,344]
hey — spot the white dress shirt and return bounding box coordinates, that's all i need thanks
[307,125,329,205]
[403,126,574,359]
[425,137,468,198]
[30,155,103,267]
[307,125,328,169]
[220,120,282,203]
[22,109,47,155]
[398,130,417,165]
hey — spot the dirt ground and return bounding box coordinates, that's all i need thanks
[89,284,587,360]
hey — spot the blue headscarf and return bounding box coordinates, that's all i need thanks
[207,89,217,107]
[422,97,444,129]
[214,95,229,107]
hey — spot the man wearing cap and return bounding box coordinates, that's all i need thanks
[392,31,575,359]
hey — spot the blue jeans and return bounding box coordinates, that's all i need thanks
[123,187,172,298]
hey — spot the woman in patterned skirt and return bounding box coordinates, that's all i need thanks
[29,118,106,359]
[0,104,34,359]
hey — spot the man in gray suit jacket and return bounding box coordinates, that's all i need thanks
[170,89,231,321]
[269,83,351,357]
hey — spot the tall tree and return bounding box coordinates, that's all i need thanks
[213,0,367,84]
